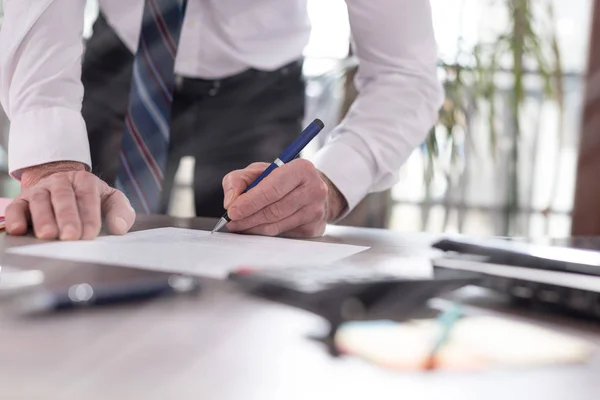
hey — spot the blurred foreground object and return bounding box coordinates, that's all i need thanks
[335,316,595,371]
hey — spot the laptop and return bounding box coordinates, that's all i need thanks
[432,236,600,320]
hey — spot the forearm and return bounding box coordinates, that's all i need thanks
[0,0,91,180]
[313,0,443,216]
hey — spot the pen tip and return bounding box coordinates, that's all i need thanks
[211,217,228,234]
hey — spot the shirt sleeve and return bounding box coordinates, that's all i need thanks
[0,0,91,180]
[311,0,444,216]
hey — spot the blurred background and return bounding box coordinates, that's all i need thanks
[0,0,593,238]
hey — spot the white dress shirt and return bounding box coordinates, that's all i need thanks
[0,0,443,215]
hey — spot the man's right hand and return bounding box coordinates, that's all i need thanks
[6,162,136,240]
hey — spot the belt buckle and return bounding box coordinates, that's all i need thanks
[174,75,184,91]
[208,81,221,96]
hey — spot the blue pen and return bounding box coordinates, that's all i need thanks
[211,118,325,233]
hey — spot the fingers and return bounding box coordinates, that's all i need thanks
[29,189,60,239]
[72,171,102,240]
[225,159,329,238]
[7,170,133,241]
[227,182,312,232]
[5,199,31,236]
[236,205,327,238]
[49,174,82,240]
[283,220,327,238]
[222,162,269,209]
[101,186,136,235]
[227,160,314,221]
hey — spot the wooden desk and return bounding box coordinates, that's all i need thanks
[1,216,600,400]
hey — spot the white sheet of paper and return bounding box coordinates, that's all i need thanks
[7,228,369,279]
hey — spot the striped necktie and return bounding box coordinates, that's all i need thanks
[116,0,187,214]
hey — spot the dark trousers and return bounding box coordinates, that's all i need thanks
[81,14,305,217]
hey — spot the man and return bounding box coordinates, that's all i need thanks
[0,0,443,240]
[81,2,309,220]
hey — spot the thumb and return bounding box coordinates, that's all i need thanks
[101,187,136,235]
[222,162,270,209]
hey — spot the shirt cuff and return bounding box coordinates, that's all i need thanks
[8,107,91,180]
[311,141,374,222]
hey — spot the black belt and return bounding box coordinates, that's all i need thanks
[174,59,303,97]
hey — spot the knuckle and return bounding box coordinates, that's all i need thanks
[120,194,133,212]
[264,203,283,221]
[223,172,247,192]
[314,205,327,221]
[51,185,75,199]
[270,184,286,201]
[30,190,49,203]
[294,158,314,171]
[97,178,110,193]
[36,175,55,186]
[76,185,98,197]
[315,180,328,198]
[307,204,326,222]
[75,174,103,196]
[55,205,78,219]
[101,175,111,187]
[53,198,77,215]
[247,197,263,215]
[73,170,90,182]
[48,172,68,184]
[111,187,127,202]
[104,189,134,216]
[223,169,240,182]
[258,189,276,207]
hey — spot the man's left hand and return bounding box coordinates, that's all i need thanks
[222,159,347,238]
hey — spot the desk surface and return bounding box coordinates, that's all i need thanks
[1,216,600,400]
